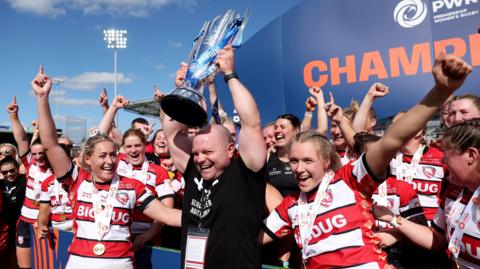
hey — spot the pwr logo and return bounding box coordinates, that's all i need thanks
[432,0,478,13]
[394,0,428,28]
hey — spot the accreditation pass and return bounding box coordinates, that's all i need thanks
[184,227,209,269]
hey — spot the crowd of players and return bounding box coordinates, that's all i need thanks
[0,45,479,269]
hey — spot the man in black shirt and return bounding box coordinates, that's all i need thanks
[161,45,266,269]
[0,156,26,268]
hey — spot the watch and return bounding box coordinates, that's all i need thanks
[224,72,238,83]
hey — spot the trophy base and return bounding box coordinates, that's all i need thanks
[160,90,208,127]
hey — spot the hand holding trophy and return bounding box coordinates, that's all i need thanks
[160,9,250,127]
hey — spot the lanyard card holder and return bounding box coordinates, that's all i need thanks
[185,227,210,269]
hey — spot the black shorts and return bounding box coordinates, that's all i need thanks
[16,219,31,248]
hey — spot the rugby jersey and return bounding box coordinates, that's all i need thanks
[433,185,480,268]
[389,146,447,221]
[68,167,156,263]
[39,175,73,230]
[117,153,173,234]
[19,152,53,223]
[264,154,390,268]
[372,178,424,229]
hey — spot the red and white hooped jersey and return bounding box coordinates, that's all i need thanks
[67,166,155,264]
[20,152,53,224]
[117,154,173,234]
[40,175,73,230]
[389,146,447,221]
[264,155,390,268]
[433,185,480,268]
[372,178,424,230]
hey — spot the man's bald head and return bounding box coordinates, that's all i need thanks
[195,124,234,146]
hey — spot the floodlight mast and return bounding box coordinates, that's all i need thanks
[103,29,127,125]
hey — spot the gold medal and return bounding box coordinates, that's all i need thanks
[32,200,39,206]
[59,214,67,221]
[93,243,106,256]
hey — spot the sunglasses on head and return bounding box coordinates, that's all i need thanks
[1,168,16,176]
[0,149,11,155]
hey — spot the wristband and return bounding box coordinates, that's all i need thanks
[390,215,402,228]
[304,111,313,117]
[224,72,238,83]
[281,260,289,268]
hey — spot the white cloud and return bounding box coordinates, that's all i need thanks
[62,72,133,90]
[168,40,183,48]
[8,0,198,18]
[51,96,98,106]
[7,0,66,18]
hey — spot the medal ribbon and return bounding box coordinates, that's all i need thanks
[117,159,149,183]
[91,174,120,241]
[376,181,388,206]
[448,187,480,258]
[54,180,70,214]
[394,144,425,183]
[297,170,334,260]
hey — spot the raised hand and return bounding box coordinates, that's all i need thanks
[31,65,52,97]
[367,83,389,99]
[175,62,188,88]
[309,87,326,104]
[326,92,343,124]
[111,95,129,109]
[153,85,164,103]
[432,52,472,93]
[305,96,317,112]
[215,45,235,74]
[99,88,109,108]
[6,96,18,115]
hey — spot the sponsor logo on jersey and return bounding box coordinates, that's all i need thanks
[410,181,439,194]
[77,204,130,223]
[310,214,347,238]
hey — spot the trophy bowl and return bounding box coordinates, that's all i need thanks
[160,87,207,127]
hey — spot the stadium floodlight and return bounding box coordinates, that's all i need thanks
[103,29,127,125]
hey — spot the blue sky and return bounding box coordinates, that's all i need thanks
[0,0,301,142]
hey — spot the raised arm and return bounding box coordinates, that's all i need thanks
[157,86,191,174]
[7,97,29,156]
[311,87,328,135]
[216,46,266,172]
[98,88,109,115]
[32,65,71,177]
[327,93,356,149]
[352,83,389,133]
[207,77,226,116]
[97,95,129,136]
[301,96,317,131]
[366,52,472,177]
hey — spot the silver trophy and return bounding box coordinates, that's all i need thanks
[160,9,250,126]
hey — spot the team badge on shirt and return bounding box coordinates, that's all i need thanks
[320,189,333,207]
[422,166,436,178]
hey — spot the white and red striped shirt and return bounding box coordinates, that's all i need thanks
[372,178,424,229]
[433,185,480,268]
[67,167,155,267]
[39,175,73,230]
[117,154,173,234]
[264,155,390,268]
[389,146,447,221]
[20,152,53,224]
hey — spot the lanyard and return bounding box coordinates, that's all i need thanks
[297,170,334,261]
[394,144,425,183]
[117,159,149,183]
[448,187,480,258]
[91,174,120,241]
[376,181,388,206]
